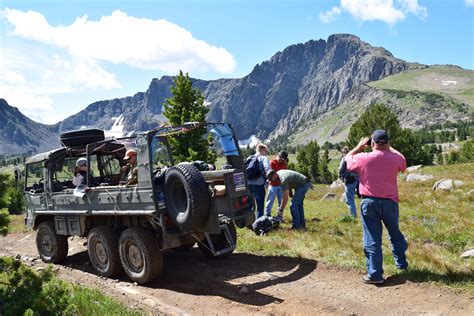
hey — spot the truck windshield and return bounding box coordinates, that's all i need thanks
[151,137,173,169]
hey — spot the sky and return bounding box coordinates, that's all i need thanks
[1,0,473,124]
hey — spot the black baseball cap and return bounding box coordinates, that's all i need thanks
[372,130,389,144]
[278,150,289,162]
[266,169,277,179]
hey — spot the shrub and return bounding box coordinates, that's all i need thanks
[0,257,74,315]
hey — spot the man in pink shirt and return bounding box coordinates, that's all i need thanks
[346,130,408,285]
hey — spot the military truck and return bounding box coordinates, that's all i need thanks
[24,123,254,284]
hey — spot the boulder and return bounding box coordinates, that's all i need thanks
[406,174,433,182]
[320,192,336,201]
[340,192,346,203]
[330,179,344,189]
[460,249,474,258]
[406,165,423,172]
[432,179,462,191]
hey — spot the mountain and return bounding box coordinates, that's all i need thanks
[1,34,473,155]
[0,99,59,155]
[279,65,474,145]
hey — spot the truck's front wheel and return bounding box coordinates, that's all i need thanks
[87,226,122,277]
[36,221,68,263]
[119,227,163,284]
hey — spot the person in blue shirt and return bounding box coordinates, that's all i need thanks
[247,143,270,218]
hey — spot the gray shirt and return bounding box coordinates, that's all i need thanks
[277,170,309,190]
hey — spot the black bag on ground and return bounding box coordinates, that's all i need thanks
[252,215,280,236]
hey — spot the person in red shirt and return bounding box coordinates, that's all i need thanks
[264,151,288,220]
[346,130,408,285]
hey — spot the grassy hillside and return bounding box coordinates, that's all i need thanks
[368,65,474,107]
[285,66,473,146]
[238,162,474,292]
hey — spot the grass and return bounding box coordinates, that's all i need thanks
[8,214,30,233]
[368,66,474,107]
[70,285,142,316]
[237,162,474,292]
[0,256,142,315]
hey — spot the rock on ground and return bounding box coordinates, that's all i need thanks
[320,192,337,200]
[460,249,474,258]
[433,179,463,191]
[330,179,344,189]
[406,165,423,172]
[406,174,433,182]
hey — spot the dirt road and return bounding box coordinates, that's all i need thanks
[1,232,472,315]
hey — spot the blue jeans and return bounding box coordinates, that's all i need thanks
[249,184,266,218]
[344,180,358,218]
[264,185,283,216]
[290,182,311,228]
[361,197,408,281]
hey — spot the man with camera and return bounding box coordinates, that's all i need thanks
[345,130,408,284]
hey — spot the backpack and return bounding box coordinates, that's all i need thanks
[252,215,280,236]
[245,155,262,180]
[338,157,356,184]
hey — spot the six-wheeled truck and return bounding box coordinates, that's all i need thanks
[24,123,254,284]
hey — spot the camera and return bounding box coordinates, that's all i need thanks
[366,138,372,146]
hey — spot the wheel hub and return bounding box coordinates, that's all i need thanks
[128,244,143,270]
[41,234,53,254]
[95,242,108,265]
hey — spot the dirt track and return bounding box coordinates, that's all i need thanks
[1,232,473,315]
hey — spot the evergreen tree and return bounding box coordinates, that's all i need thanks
[295,141,320,181]
[163,71,213,163]
[459,138,474,162]
[318,149,334,184]
[346,104,433,166]
[346,104,401,148]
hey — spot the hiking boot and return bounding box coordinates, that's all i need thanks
[362,275,385,285]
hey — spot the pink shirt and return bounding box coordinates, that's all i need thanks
[346,149,406,202]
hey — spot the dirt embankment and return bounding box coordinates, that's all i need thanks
[1,232,473,315]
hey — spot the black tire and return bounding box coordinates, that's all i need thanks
[119,227,162,284]
[198,222,237,260]
[164,164,210,231]
[87,226,122,277]
[60,129,104,147]
[36,221,68,263]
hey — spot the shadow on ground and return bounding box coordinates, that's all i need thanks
[60,248,317,306]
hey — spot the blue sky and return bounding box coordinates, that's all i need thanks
[1,0,473,124]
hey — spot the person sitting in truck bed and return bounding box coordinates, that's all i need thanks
[73,158,89,187]
[121,149,138,185]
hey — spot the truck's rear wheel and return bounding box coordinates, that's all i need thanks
[198,222,237,259]
[164,164,210,231]
[87,226,122,277]
[119,227,162,284]
[36,221,68,263]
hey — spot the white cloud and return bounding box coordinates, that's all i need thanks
[2,9,236,74]
[0,47,120,122]
[319,7,342,23]
[466,0,474,6]
[320,0,428,25]
[398,0,427,19]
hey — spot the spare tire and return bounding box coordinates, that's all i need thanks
[60,129,105,147]
[164,163,210,231]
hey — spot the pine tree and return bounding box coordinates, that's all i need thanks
[318,149,334,184]
[346,104,433,166]
[296,141,320,181]
[163,70,213,163]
